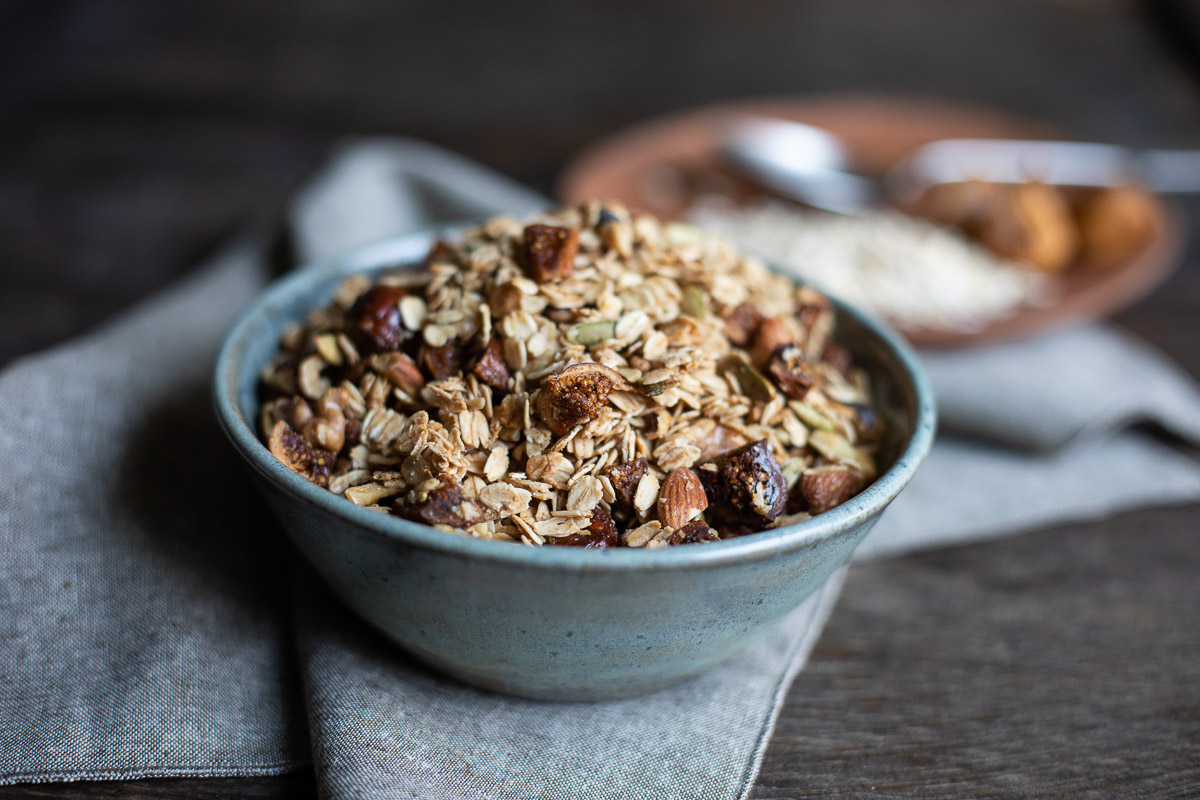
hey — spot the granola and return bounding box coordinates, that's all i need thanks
[258,203,885,547]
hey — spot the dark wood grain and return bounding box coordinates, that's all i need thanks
[0,0,1197,798]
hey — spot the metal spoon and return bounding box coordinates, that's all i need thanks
[721,117,1200,215]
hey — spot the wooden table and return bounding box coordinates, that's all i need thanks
[2,1,1197,796]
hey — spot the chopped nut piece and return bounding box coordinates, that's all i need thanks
[700,439,787,524]
[633,471,660,515]
[623,520,662,548]
[657,468,709,530]
[534,362,629,435]
[523,224,579,283]
[798,465,859,514]
[314,333,343,366]
[268,420,334,488]
[373,352,425,397]
[297,355,330,401]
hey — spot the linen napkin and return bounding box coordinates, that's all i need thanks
[2,139,1199,799]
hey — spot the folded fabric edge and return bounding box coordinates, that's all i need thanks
[736,566,848,800]
[0,760,311,787]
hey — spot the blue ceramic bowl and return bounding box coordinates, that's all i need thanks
[214,230,936,701]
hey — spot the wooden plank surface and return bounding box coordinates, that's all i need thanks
[1,0,1197,797]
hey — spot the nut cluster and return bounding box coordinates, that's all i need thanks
[258,203,885,548]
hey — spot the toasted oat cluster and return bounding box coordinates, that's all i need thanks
[258,203,885,548]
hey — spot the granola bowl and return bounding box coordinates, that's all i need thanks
[214,216,935,701]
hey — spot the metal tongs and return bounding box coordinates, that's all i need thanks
[721,117,1200,215]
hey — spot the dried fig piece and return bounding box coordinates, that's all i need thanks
[797,465,860,514]
[268,420,334,488]
[420,340,462,381]
[768,345,817,400]
[425,240,460,267]
[551,507,620,548]
[657,468,709,530]
[673,519,720,545]
[472,337,511,392]
[846,402,884,444]
[723,302,764,347]
[523,223,579,283]
[604,457,648,515]
[534,362,629,435]
[347,285,411,351]
[342,417,362,452]
[393,484,493,528]
[700,439,787,525]
[489,283,524,318]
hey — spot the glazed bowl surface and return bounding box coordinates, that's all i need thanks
[213,229,936,701]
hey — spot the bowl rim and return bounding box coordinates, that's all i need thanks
[213,227,937,572]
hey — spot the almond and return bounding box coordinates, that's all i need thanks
[657,467,709,530]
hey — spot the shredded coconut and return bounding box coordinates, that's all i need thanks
[689,198,1056,332]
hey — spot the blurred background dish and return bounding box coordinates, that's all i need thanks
[559,95,1185,347]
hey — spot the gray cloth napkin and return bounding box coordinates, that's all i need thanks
[2,139,1199,798]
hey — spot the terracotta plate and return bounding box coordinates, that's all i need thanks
[558,95,1184,348]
